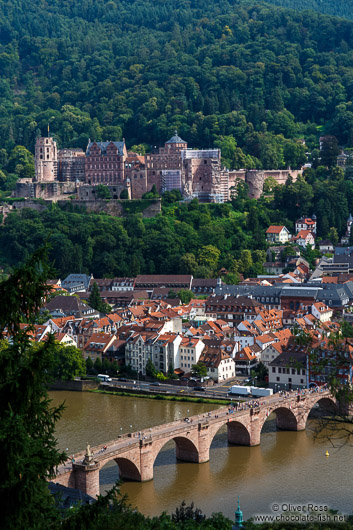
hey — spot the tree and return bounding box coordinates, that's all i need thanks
[172,501,205,523]
[51,343,86,381]
[146,358,158,378]
[120,189,129,199]
[192,362,207,379]
[95,184,111,199]
[239,249,253,275]
[179,289,194,305]
[262,176,278,194]
[320,135,340,168]
[222,272,240,285]
[88,282,102,311]
[88,282,110,313]
[0,247,66,528]
[179,253,198,275]
[86,356,94,374]
[94,357,102,372]
[198,245,220,272]
[328,226,339,246]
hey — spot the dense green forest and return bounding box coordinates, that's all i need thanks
[1,0,353,187]
[263,0,353,21]
[1,167,351,278]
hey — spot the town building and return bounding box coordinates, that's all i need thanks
[269,350,308,390]
[295,215,317,234]
[205,295,263,327]
[134,275,192,292]
[198,343,236,382]
[292,229,315,248]
[265,225,290,244]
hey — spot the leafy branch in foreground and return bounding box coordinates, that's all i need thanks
[294,325,353,448]
[0,246,67,529]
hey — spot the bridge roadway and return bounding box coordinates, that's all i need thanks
[53,388,336,498]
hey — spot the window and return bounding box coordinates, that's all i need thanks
[272,367,276,373]
[276,377,280,381]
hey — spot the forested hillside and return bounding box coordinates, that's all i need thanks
[263,0,353,21]
[1,0,353,180]
[1,166,351,277]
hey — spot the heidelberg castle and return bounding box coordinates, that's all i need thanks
[15,132,300,202]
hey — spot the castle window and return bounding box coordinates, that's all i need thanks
[40,155,43,159]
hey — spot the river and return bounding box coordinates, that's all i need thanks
[49,390,353,520]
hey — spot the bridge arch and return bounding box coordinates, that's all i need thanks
[98,454,142,490]
[114,456,142,481]
[153,434,200,465]
[261,405,299,433]
[208,417,252,447]
[303,395,338,427]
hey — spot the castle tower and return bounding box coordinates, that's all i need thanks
[35,136,58,182]
[245,170,265,199]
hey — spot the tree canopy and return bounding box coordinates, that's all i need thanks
[2,0,353,192]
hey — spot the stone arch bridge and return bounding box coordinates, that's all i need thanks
[53,390,336,498]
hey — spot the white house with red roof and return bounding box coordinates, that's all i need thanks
[292,229,315,248]
[295,215,317,234]
[233,346,258,375]
[179,337,205,372]
[266,225,290,243]
[198,344,236,382]
[311,302,333,322]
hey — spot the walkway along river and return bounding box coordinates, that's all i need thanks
[49,390,353,520]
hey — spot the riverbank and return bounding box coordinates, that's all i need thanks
[90,388,230,405]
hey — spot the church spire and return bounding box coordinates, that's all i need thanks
[232,496,243,530]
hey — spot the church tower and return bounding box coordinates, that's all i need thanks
[35,135,58,181]
[232,497,244,530]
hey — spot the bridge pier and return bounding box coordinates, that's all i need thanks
[140,441,154,482]
[197,422,211,463]
[72,462,100,498]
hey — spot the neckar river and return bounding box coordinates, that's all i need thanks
[49,391,353,520]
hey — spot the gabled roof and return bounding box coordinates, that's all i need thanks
[86,141,125,156]
[266,225,288,234]
[295,230,315,239]
[234,346,257,361]
[61,274,92,290]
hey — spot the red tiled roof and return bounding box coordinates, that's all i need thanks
[266,225,286,234]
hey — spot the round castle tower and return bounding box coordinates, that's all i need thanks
[35,136,58,181]
[245,170,265,199]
